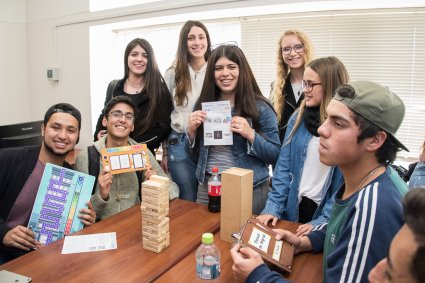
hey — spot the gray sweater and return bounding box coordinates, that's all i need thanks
[74,136,179,220]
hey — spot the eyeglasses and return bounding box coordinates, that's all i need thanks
[108,111,135,121]
[302,80,322,92]
[211,41,239,52]
[281,44,304,55]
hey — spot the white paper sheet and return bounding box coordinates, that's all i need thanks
[202,101,233,146]
[61,232,117,254]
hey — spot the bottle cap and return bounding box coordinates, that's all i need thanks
[212,167,218,173]
[202,233,214,244]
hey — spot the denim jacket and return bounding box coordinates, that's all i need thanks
[188,100,281,187]
[261,112,343,227]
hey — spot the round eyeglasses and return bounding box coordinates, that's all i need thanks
[301,80,322,92]
[281,44,304,55]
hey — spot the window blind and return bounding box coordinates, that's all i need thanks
[241,8,425,158]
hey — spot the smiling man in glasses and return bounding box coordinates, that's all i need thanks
[0,103,96,263]
[74,96,178,221]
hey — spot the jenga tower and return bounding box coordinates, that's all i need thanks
[140,175,170,253]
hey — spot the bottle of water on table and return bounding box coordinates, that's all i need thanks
[196,232,220,281]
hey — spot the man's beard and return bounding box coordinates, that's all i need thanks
[44,140,72,157]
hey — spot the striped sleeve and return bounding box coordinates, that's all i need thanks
[326,182,404,283]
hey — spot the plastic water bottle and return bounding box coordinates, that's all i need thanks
[196,233,221,281]
[208,167,221,213]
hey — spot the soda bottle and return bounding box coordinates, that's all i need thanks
[196,233,221,281]
[208,167,221,213]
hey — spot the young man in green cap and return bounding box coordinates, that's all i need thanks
[231,81,408,283]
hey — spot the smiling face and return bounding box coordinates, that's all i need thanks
[187,26,208,61]
[214,56,239,97]
[303,66,324,107]
[102,102,135,141]
[127,45,148,77]
[281,34,305,70]
[41,113,79,157]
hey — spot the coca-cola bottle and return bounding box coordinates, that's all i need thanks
[208,167,221,213]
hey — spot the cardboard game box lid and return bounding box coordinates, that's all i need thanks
[236,217,295,272]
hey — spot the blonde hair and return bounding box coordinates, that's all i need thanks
[272,30,314,122]
[285,56,350,143]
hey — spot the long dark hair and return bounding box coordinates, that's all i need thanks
[123,38,168,135]
[193,45,272,153]
[171,21,211,106]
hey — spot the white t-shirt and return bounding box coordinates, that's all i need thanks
[298,136,331,204]
[164,63,207,133]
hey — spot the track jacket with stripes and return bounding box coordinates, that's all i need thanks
[307,166,407,283]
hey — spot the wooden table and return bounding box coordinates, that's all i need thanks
[1,200,322,283]
[1,199,220,282]
[156,220,323,283]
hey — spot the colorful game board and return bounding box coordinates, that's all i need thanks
[27,163,95,246]
[101,144,149,175]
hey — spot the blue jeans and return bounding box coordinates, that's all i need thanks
[409,162,425,189]
[167,130,198,201]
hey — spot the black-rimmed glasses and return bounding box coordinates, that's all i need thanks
[108,110,135,121]
[281,44,304,55]
[301,80,322,92]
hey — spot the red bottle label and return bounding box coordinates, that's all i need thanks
[208,184,221,196]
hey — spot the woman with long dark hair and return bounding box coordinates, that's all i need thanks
[187,44,280,214]
[94,38,172,153]
[162,21,211,201]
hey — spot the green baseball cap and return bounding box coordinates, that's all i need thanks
[334,80,408,151]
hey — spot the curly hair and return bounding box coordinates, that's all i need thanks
[271,30,314,122]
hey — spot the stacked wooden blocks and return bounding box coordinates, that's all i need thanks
[141,175,170,253]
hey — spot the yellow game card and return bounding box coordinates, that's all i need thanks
[101,144,150,174]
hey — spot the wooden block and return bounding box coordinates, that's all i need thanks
[141,201,168,212]
[149,175,170,185]
[142,235,170,253]
[143,231,170,242]
[142,217,169,235]
[140,205,169,217]
[220,167,253,243]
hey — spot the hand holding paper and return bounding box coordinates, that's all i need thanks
[98,165,112,200]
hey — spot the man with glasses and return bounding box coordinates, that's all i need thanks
[75,96,178,221]
[0,103,96,263]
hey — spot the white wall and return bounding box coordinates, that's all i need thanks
[0,0,30,124]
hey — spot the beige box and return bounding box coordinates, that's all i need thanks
[220,167,253,243]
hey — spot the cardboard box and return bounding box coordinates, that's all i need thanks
[220,167,253,243]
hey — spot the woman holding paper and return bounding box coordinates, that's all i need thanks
[257,56,349,236]
[187,44,281,214]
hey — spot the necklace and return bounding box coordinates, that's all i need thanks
[353,165,383,194]
[126,78,144,93]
